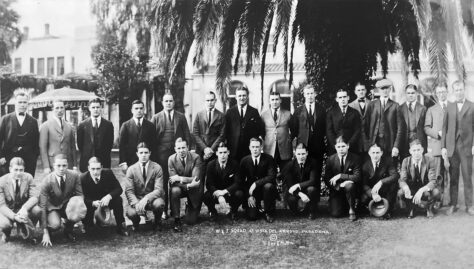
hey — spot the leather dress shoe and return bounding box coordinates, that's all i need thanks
[407,209,414,219]
[209,211,218,222]
[308,212,317,220]
[228,212,238,221]
[446,205,458,216]
[173,219,183,233]
[426,207,434,219]
[466,207,474,216]
[64,230,77,242]
[349,213,357,221]
[161,212,169,220]
[117,223,129,236]
[264,213,274,223]
[152,220,163,232]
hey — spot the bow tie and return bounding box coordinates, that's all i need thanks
[18,112,25,116]
[358,98,365,102]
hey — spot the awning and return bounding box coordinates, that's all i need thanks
[29,87,101,109]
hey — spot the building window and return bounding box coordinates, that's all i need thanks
[71,57,75,73]
[57,57,65,75]
[37,58,45,75]
[14,58,21,73]
[30,58,34,73]
[47,57,54,76]
[228,80,245,108]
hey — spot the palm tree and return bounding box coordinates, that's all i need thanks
[0,0,21,66]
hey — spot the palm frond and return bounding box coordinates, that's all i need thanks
[272,0,293,77]
[409,0,432,50]
[260,5,275,110]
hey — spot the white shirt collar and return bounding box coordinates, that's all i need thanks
[16,111,26,118]
[239,105,247,116]
[133,117,143,125]
[252,155,261,164]
[412,158,422,167]
[91,116,101,126]
[55,174,66,185]
[53,116,64,126]
[305,102,315,111]
[12,175,21,191]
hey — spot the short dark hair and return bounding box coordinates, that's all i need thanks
[236,86,249,94]
[88,98,102,107]
[354,82,366,88]
[336,89,349,96]
[269,91,281,98]
[54,154,68,162]
[163,92,175,100]
[405,84,418,92]
[217,142,228,151]
[368,143,383,152]
[131,100,144,107]
[303,85,315,92]
[14,89,29,99]
[175,137,188,146]
[294,143,308,151]
[409,139,423,149]
[249,137,263,145]
[335,136,348,145]
[136,142,150,151]
[206,91,216,99]
[10,157,25,167]
[88,157,102,166]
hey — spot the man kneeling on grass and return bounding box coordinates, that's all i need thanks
[80,157,128,236]
[125,142,165,232]
[0,157,41,244]
[398,139,440,219]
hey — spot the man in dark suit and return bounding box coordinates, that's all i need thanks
[442,80,474,215]
[0,90,39,177]
[398,84,427,159]
[292,85,326,167]
[261,92,293,169]
[349,82,369,153]
[361,144,399,219]
[124,142,165,232]
[39,154,84,247]
[204,142,243,221]
[326,89,361,153]
[324,137,361,221]
[119,100,156,173]
[193,91,225,162]
[398,140,440,218]
[281,143,320,219]
[39,100,77,173]
[224,86,265,162]
[0,157,41,243]
[364,79,402,161]
[77,98,114,172]
[152,93,193,219]
[240,137,277,222]
[168,138,203,232]
[80,157,128,236]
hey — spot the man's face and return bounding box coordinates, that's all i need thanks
[236,90,248,107]
[249,141,262,158]
[88,162,102,179]
[294,148,308,164]
[378,86,391,98]
[175,141,188,159]
[354,85,367,99]
[368,147,383,163]
[131,103,144,119]
[53,101,65,118]
[54,158,68,176]
[15,95,28,114]
[409,144,424,161]
[336,91,349,108]
[453,83,465,102]
[137,148,151,163]
[216,147,229,164]
[89,102,102,118]
[303,87,316,104]
[335,142,349,156]
[10,164,24,178]
[204,94,217,110]
[435,86,448,102]
[162,94,175,111]
[405,88,418,103]
[269,95,281,110]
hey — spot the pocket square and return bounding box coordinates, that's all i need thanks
[229,174,234,178]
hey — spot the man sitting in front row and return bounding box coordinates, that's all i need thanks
[361,144,399,219]
[0,157,41,243]
[398,139,440,219]
[240,137,277,223]
[125,142,165,232]
[204,142,243,221]
[80,157,128,236]
[281,143,320,219]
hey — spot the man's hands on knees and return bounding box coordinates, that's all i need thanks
[42,229,52,247]
[135,198,148,214]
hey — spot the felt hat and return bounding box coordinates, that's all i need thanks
[94,206,111,225]
[65,196,87,223]
[17,218,35,240]
[375,79,393,88]
[368,198,389,217]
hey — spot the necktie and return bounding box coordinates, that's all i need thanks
[221,163,225,170]
[181,158,186,168]
[60,176,65,193]
[273,109,278,122]
[168,112,172,123]
[414,163,421,183]
[240,107,244,121]
[95,177,100,184]
[208,110,212,126]
[94,118,99,128]
[442,103,446,111]
[142,163,146,179]
[309,105,313,118]
[409,102,414,112]
[59,118,63,130]
[340,157,345,172]
[254,158,258,173]
[342,108,346,117]
[15,179,20,199]
[308,105,314,130]
[300,163,304,176]
[137,118,142,129]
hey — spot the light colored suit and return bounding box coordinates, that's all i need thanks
[261,108,293,161]
[0,172,39,221]
[124,161,164,206]
[192,109,225,156]
[399,155,437,191]
[424,103,446,157]
[39,118,76,169]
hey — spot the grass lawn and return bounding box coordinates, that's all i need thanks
[0,167,473,268]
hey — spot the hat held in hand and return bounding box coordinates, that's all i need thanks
[65,196,87,222]
[368,198,389,217]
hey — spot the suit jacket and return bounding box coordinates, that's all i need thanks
[0,112,39,161]
[281,158,319,191]
[39,118,76,169]
[398,102,427,158]
[192,109,225,156]
[349,100,368,152]
[39,170,83,228]
[119,118,156,166]
[0,172,38,220]
[206,159,242,194]
[168,151,203,208]
[261,108,293,160]
[80,169,122,208]
[364,99,402,152]
[239,153,277,190]
[224,105,265,160]
[324,153,361,189]
[326,105,361,152]
[399,155,437,191]
[125,161,164,206]
[424,103,446,156]
[77,117,114,172]
[292,103,326,158]
[442,101,474,157]
[361,156,399,192]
